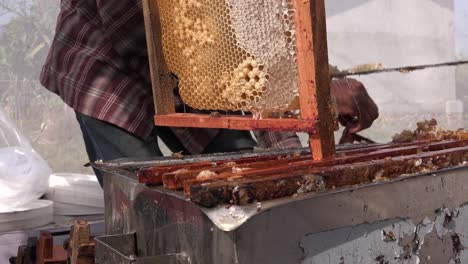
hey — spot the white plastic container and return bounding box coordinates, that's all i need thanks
[0,200,53,232]
[53,202,103,216]
[46,173,104,216]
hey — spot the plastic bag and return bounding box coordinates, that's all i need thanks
[0,110,51,212]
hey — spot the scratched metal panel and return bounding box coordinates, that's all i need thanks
[96,160,468,264]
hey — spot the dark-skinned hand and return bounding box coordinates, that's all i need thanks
[330,78,379,143]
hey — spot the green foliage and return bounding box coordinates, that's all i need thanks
[0,2,92,174]
[0,0,60,109]
[0,0,58,79]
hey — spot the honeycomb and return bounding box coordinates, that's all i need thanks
[157,0,299,118]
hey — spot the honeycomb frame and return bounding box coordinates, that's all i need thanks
[143,0,336,160]
[154,0,300,118]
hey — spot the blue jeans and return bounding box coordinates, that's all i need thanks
[75,112,255,186]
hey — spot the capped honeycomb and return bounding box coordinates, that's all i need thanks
[157,0,299,118]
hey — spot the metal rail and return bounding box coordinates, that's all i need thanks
[331,59,468,78]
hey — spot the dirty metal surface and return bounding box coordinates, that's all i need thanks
[127,140,468,208]
[100,143,377,172]
[97,162,468,264]
[191,143,468,207]
[95,233,189,264]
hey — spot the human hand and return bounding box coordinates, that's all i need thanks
[330,78,379,134]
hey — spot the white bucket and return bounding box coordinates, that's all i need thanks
[0,200,53,232]
[46,173,104,215]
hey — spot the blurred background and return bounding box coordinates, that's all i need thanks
[0,0,93,174]
[0,0,466,174]
[325,0,468,143]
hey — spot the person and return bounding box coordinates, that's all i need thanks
[255,77,379,148]
[40,0,378,186]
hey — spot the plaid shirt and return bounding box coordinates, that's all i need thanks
[40,0,301,154]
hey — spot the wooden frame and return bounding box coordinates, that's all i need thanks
[143,0,335,160]
[154,113,316,133]
[136,139,468,207]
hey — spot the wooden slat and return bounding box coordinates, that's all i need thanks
[190,145,468,207]
[36,232,53,264]
[154,113,317,133]
[182,140,468,195]
[139,161,218,185]
[69,221,94,264]
[293,0,335,160]
[142,0,176,114]
[138,140,460,185]
[181,145,421,195]
[36,232,67,264]
[139,151,310,185]
[163,154,309,190]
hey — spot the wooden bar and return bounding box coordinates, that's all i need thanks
[68,221,95,264]
[36,232,53,264]
[181,140,468,194]
[190,146,468,207]
[139,151,309,184]
[154,113,317,133]
[180,144,426,195]
[293,0,335,160]
[142,0,176,114]
[36,232,67,264]
[163,154,309,190]
[138,140,466,185]
[171,140,467,193]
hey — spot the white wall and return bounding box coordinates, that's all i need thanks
[454,0,468,113]
[454,0,468,58]
[326,0,456,114]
